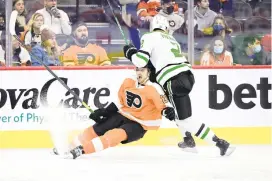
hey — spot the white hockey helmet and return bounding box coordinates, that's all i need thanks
[150,15,169,32]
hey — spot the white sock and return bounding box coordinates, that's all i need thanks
[176,117,216,145]
[175,121,186,138]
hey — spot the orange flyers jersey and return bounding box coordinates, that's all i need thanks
[61,44,110,66]
[137,0,179,18]
[118,78,171,130]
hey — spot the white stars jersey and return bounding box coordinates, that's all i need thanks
[131,31,192,86]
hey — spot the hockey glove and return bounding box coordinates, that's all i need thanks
[89,102,119,123]
[162,107,175,121]
[123,44,137,60]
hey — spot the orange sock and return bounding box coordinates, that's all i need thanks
[82,128,127,154]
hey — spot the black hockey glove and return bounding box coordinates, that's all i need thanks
[89,102,118,123]
[161,107,175,121]
[123,44,137,60]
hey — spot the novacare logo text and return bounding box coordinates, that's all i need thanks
[209,75,271,110]
[0,77,110,109]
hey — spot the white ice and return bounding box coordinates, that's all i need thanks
[0,145,271,181]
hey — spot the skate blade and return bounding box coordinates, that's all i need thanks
[180,147,198,153]
[56,152,74,159]
[224,146,236,156]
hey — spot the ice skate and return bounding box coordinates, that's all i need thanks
[178,132,198,153]
[213,136,236,156]
[51,147,59,155]
[66,145,85,159]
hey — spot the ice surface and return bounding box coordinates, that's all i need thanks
[0,145,271,181]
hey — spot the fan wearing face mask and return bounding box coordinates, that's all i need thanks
[233,35,263,65]
[151,0,184,35]
[211,15,233,51]
[200,36,233,66]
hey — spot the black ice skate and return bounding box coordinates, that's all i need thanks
[52,147,59,155]
[178,132,198,153]
[213,136,235,156]
[68,145,85,159]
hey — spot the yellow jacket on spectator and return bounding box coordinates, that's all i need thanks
[200,50,233,66]
[61,44,111,66]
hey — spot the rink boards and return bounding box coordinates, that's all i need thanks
[0,66,271,148]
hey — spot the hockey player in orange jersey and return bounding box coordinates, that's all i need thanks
[58,64,175,159]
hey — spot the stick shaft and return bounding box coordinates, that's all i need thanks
[13,35,94,113]
[106,0,129,45]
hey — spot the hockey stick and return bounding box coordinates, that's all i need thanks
[12,35,94,113]
[106,0,129,45]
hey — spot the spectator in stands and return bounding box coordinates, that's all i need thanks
[23,13,44,47]
[189,0,217,34]
[203,15,234,52]
[9,0,28,38]
[209,0,232,15]
[200,36,233,66]
[0,12,4,37]
[30,26,61,66]
[12,36,31,66]
[137,0,178,22]
[123,0,182,49]
[233,35,263,65]
[120,0,142,49]
[62,22,110,66]
[0,43,5,66]
[36,0,71,35]
[0,12,5,50]
[151,0,184,35]
[260,34,271,65]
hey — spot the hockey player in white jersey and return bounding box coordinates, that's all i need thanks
[123,15,235,156]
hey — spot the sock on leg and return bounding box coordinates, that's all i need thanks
[82,128,127,154]
[176,117,216,145]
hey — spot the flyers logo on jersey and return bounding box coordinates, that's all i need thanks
[126,91,142,108]
[77,53,95,64]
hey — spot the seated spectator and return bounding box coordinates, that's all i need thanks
[200,36,233,66]
[30,26,61,66]
[137,0,178,22]
[36,0,71,35]
[209,0,233,15]
[0,12,5,50]
[0,12,5,37]
[203,15,234,51]
[0,44,5,66]
[23,13,44,47]
[187,0,217,34]
[9,0,28,38]
[260,34,271,65]
[121,0,141,49]
[62,23,110,66]
[151,0,184,35]
[233,35,263,65]
[12,36,31,66]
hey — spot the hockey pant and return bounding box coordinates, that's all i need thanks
[72,112,146,154]
[163,70,216,143]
